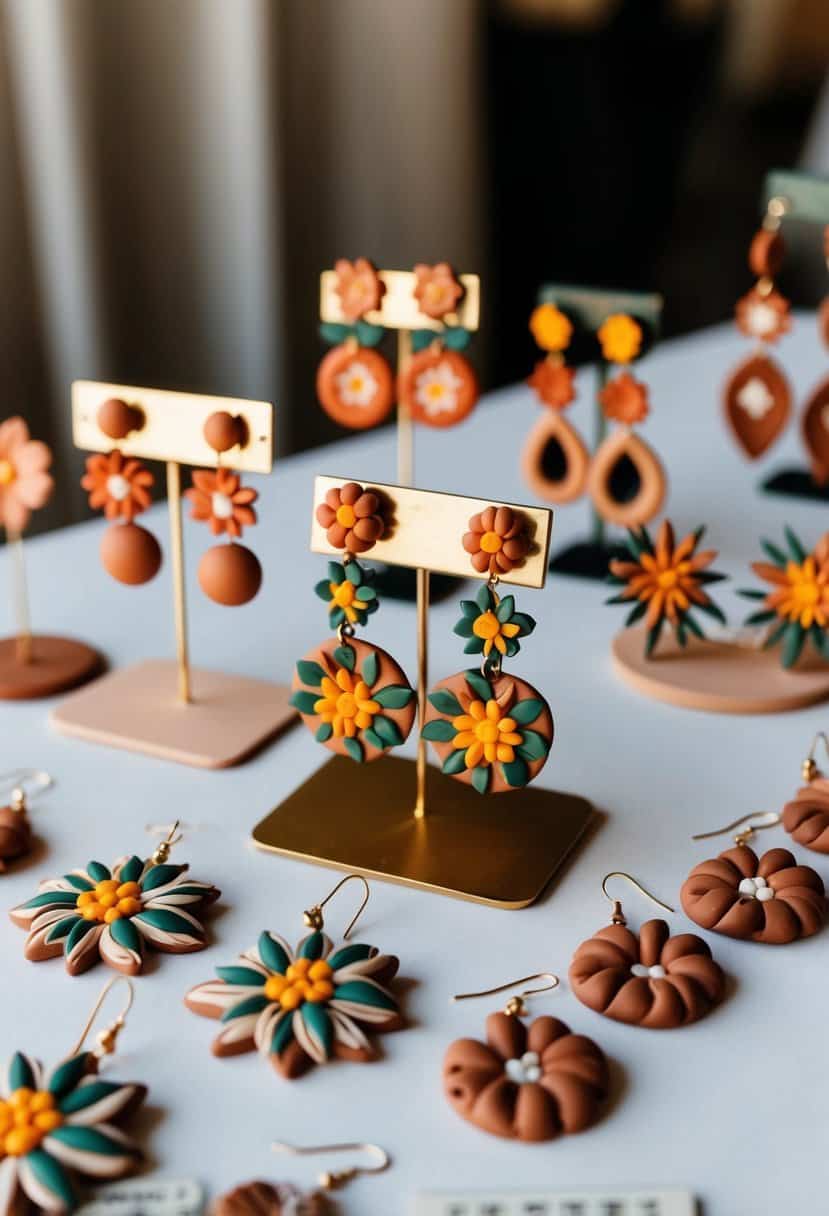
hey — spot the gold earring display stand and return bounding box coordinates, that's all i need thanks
[253,477,593,908]
[52,381,295,768]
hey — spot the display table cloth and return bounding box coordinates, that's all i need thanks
[1,317,826,1215]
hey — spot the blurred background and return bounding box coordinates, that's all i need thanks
[2,0,829,532]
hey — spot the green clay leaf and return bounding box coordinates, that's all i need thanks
[694,600,727,624]
[784,526,806,563]
[271,1013,294,1056]
[510,699,544,725]
[216,965,266,987]
[427,688,463,715]
[355,320,385,347]
[220,994,269,1023]
[411,328,435,353]
[464,669,491,702]
[343,560,362,583]
[46,916,81,945]
[495,594,515,622]
[58,1080,121,1115]
[334,644,356,671]
[48,1053,90,1099]
[475,584,492,611]
[65,918,98,956]
[676,622,687,648]
[504,639,520,658]
[744,610,776,626]
[24,1150,76,1211]
[87,861,111,883]
[421,719,456,742]
[299,930,326,960]
[463,638,484,654]
[343,737,363,763]
[374,684,415,708]
[443,325,471,351]
[315,722,333,743]
[644,620,663,658]
[47,1124,137,1159]
[782,622,805,669]
[135,908,204,937]
[763,619,788,650]
[760,539,787,567]
[118,855,144,884]
[330,606,345,628]
[296,660,327,688]
[453,617,475,638]
[625,600,648,627]
[361,651,379,688]
[739,589,768,600]
[328,943,374,969]
[470,765,489,795]
[515,729,549,761]
[442,749,467,776]
[140,863,182,892]
[301,1003,334,1058]
[320,321,351,345]
[290,690,319,716]
[9,1053,35,1092]
[460,599,480,619]
[333,980,398,1012]
[328,561,345,582]
[683,612,704,640]
[511,612,536,635]
[359,585,377,601]
[258,931,290,974]
[372,715,403,747]
[502,757,530,788]
[109,917,142,957]
[362,727,385,750]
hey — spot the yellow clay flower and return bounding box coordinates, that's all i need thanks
[451,698,523,769]
[529,304,573,354]
[313,667,380,738]
[598,313,642,364]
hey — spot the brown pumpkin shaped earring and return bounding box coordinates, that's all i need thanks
[398,263,479,428]
[215,1141,389,1216]
[442,973,610,1143]
[782,731,829,853]
[680,813,827,945]
[290,482,416,763]
[569,872,726,1030]
[316,258,394,431]
[0,769,51,874]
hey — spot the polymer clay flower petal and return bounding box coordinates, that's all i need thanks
[43,1123,141,1179]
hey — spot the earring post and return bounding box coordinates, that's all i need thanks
[7,528,32,665]
[414,567,430,821]
[166,459,191,703]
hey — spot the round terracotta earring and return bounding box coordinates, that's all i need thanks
[800,225,829,483]
[0,769,51,874]
[81,447,160,585]
[185,412,262,606]
[317,258,394,430]
[680,813,826,945]
[422,507,553,794]
[781,731,829,853]
[398,263,479,428]
[587,313,666,528]
[442,973,610,1142]
[723,196,792,460]
[290,481,416,763]
[215,1140,389,1216]
[569,873,726,1029]
[521,302,590,503]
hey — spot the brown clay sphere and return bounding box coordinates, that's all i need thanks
[198,543,261,605]
[204,411,246,453]
[97,398,143,440]
[101,522,162,585]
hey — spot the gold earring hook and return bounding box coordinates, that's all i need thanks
[451,972,559,1018]
[303,873,370,940]
[0,770,52,812]
[146,820,183,866]
[692,811,779,849]
[802,732,829,783]
[271,1141,389,1191]
[67,976,134,1060]
[601,872,675,926]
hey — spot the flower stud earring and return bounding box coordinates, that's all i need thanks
[0,977,148,1213]
[9,821,221,976]
[291,482,416,763]
[739,526,829,668]
[399,263,479,428]
[569,872,726,1029]
[0,769,52,874]
[317,258,394,430]
[781,731,829,853]
[442,973,610,1142]
[215,1141,390,1216]
[185,873,405,1079]
[81,449,161,585]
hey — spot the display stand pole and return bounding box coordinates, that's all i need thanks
[397,328,414,488]
[253,477,594,907]
[166,460,191,703]
[8,530,32,665]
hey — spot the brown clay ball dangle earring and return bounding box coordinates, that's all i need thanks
[680,812,827,945]
[0,769,52,874]
[186,411,262,605]
[569,872,726,1029]
[442,973,610,1142]
[781,731,829,853]
[215,1141,390,1216]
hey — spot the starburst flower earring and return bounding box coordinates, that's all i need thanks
[739,525,829,667]
[0,769,51,874]
[185,874,406,1080]
[398,263,479,428]
[0,977,148,1213]
[215,1140,390,1216]
[290,481,416,763]
[9,821,220,976]
[316,258,394,430]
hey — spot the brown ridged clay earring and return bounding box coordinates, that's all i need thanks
[781,731,829,853]
[801,226,829,483]
[723,195,792,459]
[215,1141,390,1216]
[569,872,726,1029]
[680,811,827,945]
[0,770,51,874]
[522,302,589,503]
[442,973,611,1142]
[587,314,666,528]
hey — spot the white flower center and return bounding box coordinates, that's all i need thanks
[737,377,774,420]
[106,474,131,502]
[504,1050,541,1085]
[738,875,775,901]
[746,302,779,337]
[211,491,234,519]
[630,963,666,979]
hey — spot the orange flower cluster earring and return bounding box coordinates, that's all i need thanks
[588,314,666,527]
[81,397,160,586]
[185,411,262,605]
[422,507,553,794]
[398,263,479,428]
[290,482,416,763]
[522,303,590,503]
[316,258,394,430]
[723,195,792,459]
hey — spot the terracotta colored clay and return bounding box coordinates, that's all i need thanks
[214,1181,329,1216]
[782,778,829,854]
[413,262,464,320]
[101,522,162,585]
[398,348,478,428]
[292,637,416,763]
[569,918,725,1029]
[599,372,649,425]
[527,356,576,409]
[423,668,553,795]
[748,228,785,278]
[187,468,258,537]
[819,296,829,349]
[735,287,791,342]
[586,428,666,528]
[316,482,385,554]
[82,449,154,520]
[0,803,32,873]
[801,375,829,485]
[0,635,103,701]
[204,410,247,452]
[463,505,529,576]
[723,352,791,459]
[0,417,54,534]
[316,344,395,430]
[334,257,385,322]
[97,397,144,440]
[443,1011,609,1142]
[680,845,827,944]
[198,543,262,606]
[521,410,589,504]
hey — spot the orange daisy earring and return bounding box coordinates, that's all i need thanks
[521,303,590,504]
[397,263,479,428]
[185,412,262,605]
[81,449,160,586]
[587,314,666,529]
[290,482,416,763]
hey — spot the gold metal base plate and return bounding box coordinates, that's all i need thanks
[51,659,296,768]
[252,755,593,908]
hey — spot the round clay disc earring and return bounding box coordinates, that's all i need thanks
[443,973,610,1142]
[781,731,829,853]
[0,977,149,1212]
[215,1141,390,1216]
[680,813,827,945]
[317,258,394,430]
[569,872,726,1029]
[9,820,221,976]
[398,263,479,428]
[421,506,553,794]
[184,873,406,1079]
[0,769,52,873]
[290,481,416,763]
